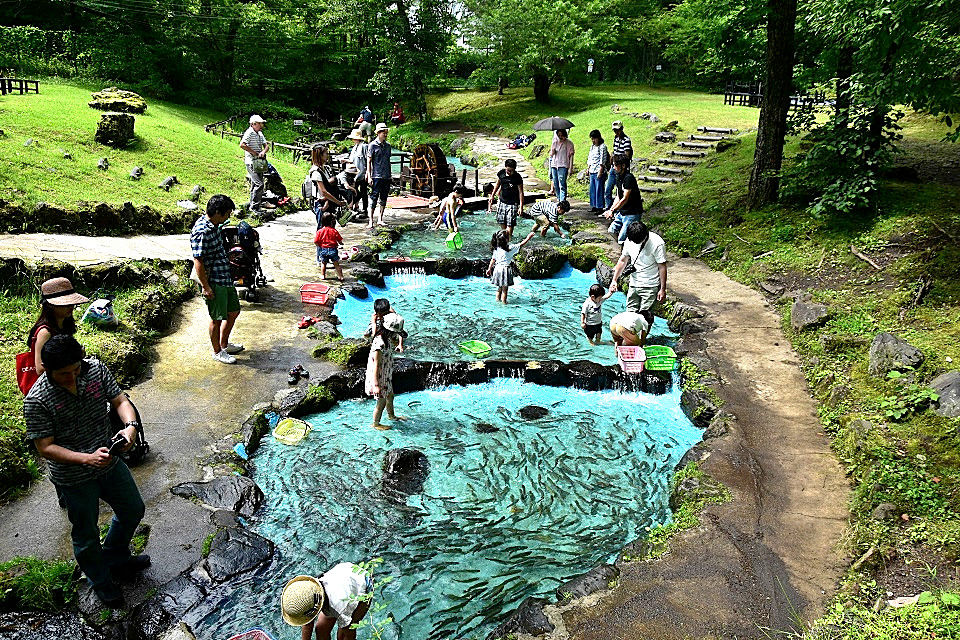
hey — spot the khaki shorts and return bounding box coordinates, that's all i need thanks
[206,285,240,321]
[532,214,553,231]
[626,285,658,312]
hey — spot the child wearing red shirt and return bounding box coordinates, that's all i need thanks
[313,212,344,281]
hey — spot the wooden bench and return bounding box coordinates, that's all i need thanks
[0,78,40,95]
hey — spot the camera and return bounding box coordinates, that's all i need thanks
[107,434,128,457]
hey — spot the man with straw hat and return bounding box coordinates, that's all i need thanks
[346,129,369,214]
[281,563,372,639]
[367,122,392,230]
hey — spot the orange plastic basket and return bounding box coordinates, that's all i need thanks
[617,346,647,374]
[300,283,331,305]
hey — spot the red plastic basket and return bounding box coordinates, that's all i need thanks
[617,346,647,374]
[227,629,275,640]
[300,283,331,305]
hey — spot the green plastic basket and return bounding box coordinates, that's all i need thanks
[643,345,678,371]
[446,232,464,250]
[458,340,491,357]
[410,249,430,259]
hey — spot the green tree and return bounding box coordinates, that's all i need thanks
[464,0,612,103]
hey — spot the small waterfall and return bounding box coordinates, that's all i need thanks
[486,361,526,379]
[390,264,428,276]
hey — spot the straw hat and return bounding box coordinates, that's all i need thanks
[375,122,389,133]
[347,129,365,141]
[250,114,266,124]
[280,575,325,627]
[40,278,89,306]
[345,163,359,174]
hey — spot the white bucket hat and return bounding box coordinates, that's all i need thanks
[382,312,404,333]
[250,114,266,124]
[375,122,389,133]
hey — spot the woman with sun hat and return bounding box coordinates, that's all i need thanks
[280,563,373,640]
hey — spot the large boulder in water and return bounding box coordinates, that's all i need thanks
[382,448,429,496]
[203,527,274,583]
[350,264,385,288]
[170,476,264,517]
[485,597,555,639]
[519,405,549,420]
[515,244,566,279]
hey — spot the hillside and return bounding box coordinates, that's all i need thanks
[0,80,305,231]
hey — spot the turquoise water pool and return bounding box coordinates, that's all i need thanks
[198,379,700,640]
[334,266,673,366]
[389,210,571,260]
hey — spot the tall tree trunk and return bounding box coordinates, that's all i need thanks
[393,0,427,119]
[834,47,853,129]
[220,19,239,96]
[533,73,551,103]
[748,0,797,208]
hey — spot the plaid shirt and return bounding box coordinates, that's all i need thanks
[613,133,633,159]
[190,216,233,287]
[24,358,123,486]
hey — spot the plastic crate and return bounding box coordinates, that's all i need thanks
[227,629,276,640]
[643,345,678,371]
[458,340,491,357]
[300,283,331,305]
[617,346,647,374]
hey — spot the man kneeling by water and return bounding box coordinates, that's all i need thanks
[281,563,373,640]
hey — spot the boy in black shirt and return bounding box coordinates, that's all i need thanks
[488,159,525,235]
[603,154,644,244]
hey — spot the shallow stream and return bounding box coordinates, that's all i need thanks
[201,379,701,639]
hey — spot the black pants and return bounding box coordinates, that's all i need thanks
[356,177,369,212]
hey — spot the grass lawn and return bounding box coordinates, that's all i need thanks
[0,80,305,216]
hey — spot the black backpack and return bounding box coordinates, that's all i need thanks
[108,393,150,465]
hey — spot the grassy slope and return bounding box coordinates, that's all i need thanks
[429,85,960,633]
[0,79,304,213]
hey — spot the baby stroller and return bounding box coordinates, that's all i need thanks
[261,162,291,208]
[222,221,267,301]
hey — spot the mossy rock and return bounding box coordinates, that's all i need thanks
[515,244,566,279]
[289,384,337,418]
[561,243,606,273]
[312,337,371,367]
[88,87,148,114]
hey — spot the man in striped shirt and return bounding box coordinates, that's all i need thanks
[239,114,275,215]
[25,335,148,609]
[604,121,633,209]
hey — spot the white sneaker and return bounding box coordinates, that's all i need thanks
[224,343,245,354]
[212,350,237,364]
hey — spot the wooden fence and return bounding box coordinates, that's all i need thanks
[0,78,40,95]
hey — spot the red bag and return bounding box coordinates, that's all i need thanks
[16,350,38,395]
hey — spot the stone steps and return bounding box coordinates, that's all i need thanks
[698,126,738,134]
[659,158,698,167]
[678,141,713,149]
[648,165,687,175]
[641,175,680,184]
[690,134,727,142]
[638,185,663,193]
[671,150,707,158]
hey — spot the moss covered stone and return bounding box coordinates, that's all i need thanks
[311,336,371,367]
[561,243,607,273]
[515,244,566,279]
[88,88,148,114]
[289,384,337,419]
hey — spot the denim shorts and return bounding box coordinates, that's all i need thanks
[317,246,339,265]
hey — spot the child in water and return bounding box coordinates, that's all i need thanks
[366,298,404,352]
[581,283,615,344]
[313,212,344,281]
[485,229,536,304]
[365,311,407,430]
[432,184,464,232]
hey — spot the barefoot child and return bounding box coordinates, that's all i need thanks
[313,212,344,281]
[365,312,407,430]
[485,229,536,304]
[581,283,615,344]
[530,199,570,238]
[432,184,464,232]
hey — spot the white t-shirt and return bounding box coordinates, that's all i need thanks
[241,127,266,165]
[581,297,604,326]
[320,562,370,628]
[622,232,667,289]
[611,311,650,336]
[493,244,520,267]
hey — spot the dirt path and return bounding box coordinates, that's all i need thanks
[558,256,850,639]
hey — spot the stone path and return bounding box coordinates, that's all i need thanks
[0,206,432,587]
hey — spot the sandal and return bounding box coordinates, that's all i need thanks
[297,315,314,329]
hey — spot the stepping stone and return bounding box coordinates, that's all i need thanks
[672,150,706,158]
[638,185,663,193]
[678,141,713,149]
[648,165,686,175]
[690,134,726,142]
[641,175,679,183]
[659,158,698,167]
[698,126,738,134]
